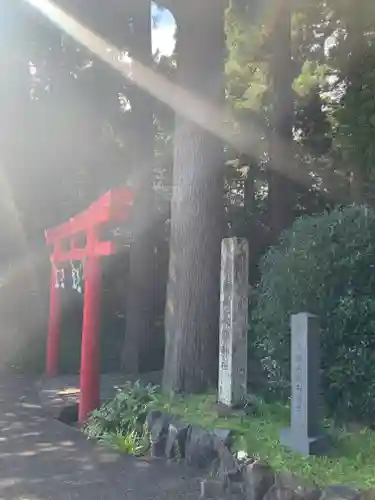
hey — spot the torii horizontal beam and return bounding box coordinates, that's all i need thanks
[45,187,133,246]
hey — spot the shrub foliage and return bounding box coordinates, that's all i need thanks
[252,206,375,421]
[84,381,158,442]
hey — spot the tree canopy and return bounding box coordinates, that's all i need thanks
[1,0,375,385]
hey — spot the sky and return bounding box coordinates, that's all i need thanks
[151,3,176,57]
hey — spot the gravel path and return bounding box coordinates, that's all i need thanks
[0,375,200,500]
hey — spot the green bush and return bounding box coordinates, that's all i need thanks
[84,381,158,442]
[252,205,375,421]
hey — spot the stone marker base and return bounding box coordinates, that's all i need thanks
[280,428,330,456]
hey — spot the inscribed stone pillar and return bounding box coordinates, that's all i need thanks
[280,312,329,455]
[218,238,249,407]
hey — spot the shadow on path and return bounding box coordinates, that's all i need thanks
[0,376,200,500]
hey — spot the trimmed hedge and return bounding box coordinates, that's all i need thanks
[252,206,375,421]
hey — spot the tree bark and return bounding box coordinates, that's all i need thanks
[346,11,366,206]
[121,0,157,373]
[162,0,226,394]
[349,170,364,205]
[267,0,295,242]
[244,157,256,216]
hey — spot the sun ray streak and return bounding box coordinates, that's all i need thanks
[23,0,346,199]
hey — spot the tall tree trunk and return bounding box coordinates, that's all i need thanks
[349,170,364,205]
[121,0,156,373]
[346,11,366,206]
[243,159,261,285]
[162,0,226,394]
[243,156,256,216]
[268,0,295,242]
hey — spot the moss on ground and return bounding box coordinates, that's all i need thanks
[157,393,375,489]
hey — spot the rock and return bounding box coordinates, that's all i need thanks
[228,480,246,500]
[275,472,320,500]
[243,460,275,500]
[213,428,235,451]
[355,489,375,500]
[264,486,301,500]
[185,425,217,469]
[165,418,190,460]
[57,403,79,425]
[320,485,359,500]
[345,422,363,433]
[214,402,241,418]
[146,410,162,431]
[149,413,172,458]
[218,444,239,479]
[200,479,226,499]
[213,443,241,492]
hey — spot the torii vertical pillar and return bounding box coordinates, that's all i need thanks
[79,229,102,423]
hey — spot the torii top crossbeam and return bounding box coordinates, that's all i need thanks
[45,187,133,423]
[45,187,133,262]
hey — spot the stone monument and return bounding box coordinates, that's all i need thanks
[280,312,329,455]
[218,237,249,408]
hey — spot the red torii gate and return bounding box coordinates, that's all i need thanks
[45,187,133,423]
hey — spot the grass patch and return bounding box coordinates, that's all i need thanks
[157,393,375,489]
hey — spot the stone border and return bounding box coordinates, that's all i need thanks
[146,410,370,500]
[36,378,371,500]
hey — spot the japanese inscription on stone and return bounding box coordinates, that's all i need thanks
[292,335,305,428]
[280,312,329,455]
[218,238,249,407]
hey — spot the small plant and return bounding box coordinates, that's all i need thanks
[99,427,150,456]
[84,380,159,441]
